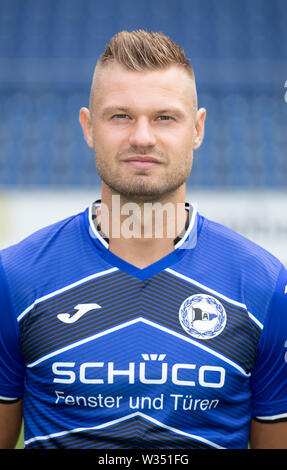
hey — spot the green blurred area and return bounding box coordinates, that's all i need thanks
[15,422,24,449]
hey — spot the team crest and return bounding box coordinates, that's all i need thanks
[179,294,227,340]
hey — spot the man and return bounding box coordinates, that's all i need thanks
[0,30,286,449]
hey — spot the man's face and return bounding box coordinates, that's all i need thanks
[80,62,205,202]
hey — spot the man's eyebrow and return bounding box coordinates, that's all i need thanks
[100,106,130,117]
[100,106,186,118]
[156,108,186,118]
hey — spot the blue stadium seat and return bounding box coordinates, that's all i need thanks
[0,0,286,187]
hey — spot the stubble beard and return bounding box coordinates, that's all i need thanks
[95,151,193,203]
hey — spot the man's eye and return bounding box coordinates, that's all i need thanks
[157,116,172,121]
[112,114,129,120]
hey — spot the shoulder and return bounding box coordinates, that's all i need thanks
[201,215,282,276]
[1,212,82,269]
[197,215,284,325]
[0,210,86,317]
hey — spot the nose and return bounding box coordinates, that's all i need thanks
[128,117,156,149]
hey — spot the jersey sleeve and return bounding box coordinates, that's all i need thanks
[251,263,287,422]
[0,253,25,402]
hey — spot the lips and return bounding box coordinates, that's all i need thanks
[123,155,162,169]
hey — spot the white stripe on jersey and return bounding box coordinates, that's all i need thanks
[24,411,225,449]
[26,316,250,376]
[0,395,19,401]
[165,268,264,329]
[17,267,119,322]
[255,412,287,421]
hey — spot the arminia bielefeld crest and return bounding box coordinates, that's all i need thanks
[179,294,227,340]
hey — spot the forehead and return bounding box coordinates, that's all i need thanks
[91,63,196,113]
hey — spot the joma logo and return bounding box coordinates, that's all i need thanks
[57,303,101,323]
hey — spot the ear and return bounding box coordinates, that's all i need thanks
[193,108,206,150]
[79,107,94,149]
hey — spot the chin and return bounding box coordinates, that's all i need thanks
[108,182,185,203]
[99,167,189,202]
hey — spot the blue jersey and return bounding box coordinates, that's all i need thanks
[0,201,287,449]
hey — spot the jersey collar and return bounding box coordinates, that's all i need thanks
[88,199,198,251]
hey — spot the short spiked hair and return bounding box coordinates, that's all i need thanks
[98,30,194,78]
[89,30,197,112]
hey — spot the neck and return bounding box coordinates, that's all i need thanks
[97,184,188,268]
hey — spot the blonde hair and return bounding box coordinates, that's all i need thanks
[90,30,197,111]
[98,30,194,78]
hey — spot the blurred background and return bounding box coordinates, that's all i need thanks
[0,0,287,264]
